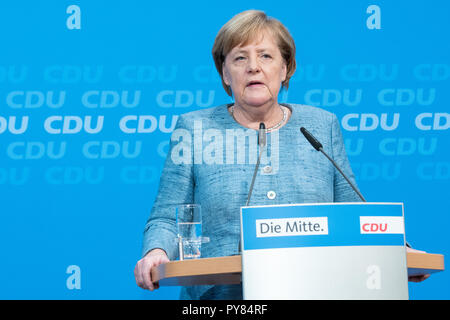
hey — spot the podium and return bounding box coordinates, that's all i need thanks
[152,203,445,299]
[241,202,407,299]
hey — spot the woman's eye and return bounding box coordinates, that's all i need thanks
[262,54,272,59]
[235,56,245,61]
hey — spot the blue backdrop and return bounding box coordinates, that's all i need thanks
[0,0,448,299]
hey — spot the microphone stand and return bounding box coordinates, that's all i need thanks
[300,127,411,247]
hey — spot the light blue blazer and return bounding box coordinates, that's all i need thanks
[141,103,362,299]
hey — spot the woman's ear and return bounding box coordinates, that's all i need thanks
[280,62,287,82]
[222,62,231,86]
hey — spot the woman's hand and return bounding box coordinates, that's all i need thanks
[407,246,431,282]
[134,249,170,290]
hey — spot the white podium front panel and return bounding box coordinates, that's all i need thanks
[240,203,409,300]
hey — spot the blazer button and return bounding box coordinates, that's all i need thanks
[267,190,276,200]
[263,165,272,173]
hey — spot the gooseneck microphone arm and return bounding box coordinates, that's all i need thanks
[246,123,266,206]
[238,123,266,254]
[300,127,366,202]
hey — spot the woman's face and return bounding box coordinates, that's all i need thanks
[222,30,287,108]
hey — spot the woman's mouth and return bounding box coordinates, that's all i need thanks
[246,81,264,87]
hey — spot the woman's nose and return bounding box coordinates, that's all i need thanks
[246,57,261,73]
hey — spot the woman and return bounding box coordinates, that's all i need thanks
[134,10,364,300]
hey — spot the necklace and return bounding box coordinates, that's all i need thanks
[231,105,288,132]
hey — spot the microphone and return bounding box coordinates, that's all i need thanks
[300,127,322,151]
[246,123,266,206]
[258,122,266,148]
[300,127,412,248]
[300,127,366,202]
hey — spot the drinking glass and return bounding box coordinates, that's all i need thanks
[176,204,202,260]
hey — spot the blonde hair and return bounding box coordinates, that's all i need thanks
[212,10,296,96]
